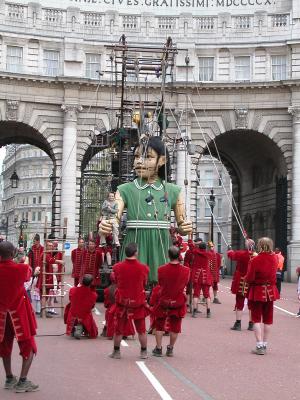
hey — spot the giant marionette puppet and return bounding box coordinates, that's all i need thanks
[99,136,192,283]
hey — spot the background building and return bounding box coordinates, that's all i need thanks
[0,144,52,246]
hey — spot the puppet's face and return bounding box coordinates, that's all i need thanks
[133,146,165,180]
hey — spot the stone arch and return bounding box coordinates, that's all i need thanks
[0,115,62,229]
[200,128,289,251]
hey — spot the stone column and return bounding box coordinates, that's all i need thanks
[176,142,191,221]
[60,104,82,241]
[175,109,192,222]
[287,106,300,281]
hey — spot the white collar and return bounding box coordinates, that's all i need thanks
[134,179,164,191]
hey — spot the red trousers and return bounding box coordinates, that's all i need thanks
[249,301,274,324]
[0,315,37,360]
[154,316,182,334]
[235,294,247,311]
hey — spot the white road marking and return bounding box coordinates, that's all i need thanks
[136,361,173,400]
[121,340,128,347]
[220,284,298,317]
[274,305,298,317]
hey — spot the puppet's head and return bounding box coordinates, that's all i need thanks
[133,136,170,181]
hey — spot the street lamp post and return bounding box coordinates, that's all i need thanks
[16,219,28,248]
[208,189,216,242]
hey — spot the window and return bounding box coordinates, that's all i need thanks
[43,50,60,76]
[38,211,42,222]
[32,212,36,222]
[83,12,102,27]
[271,55,287,80]
[158,17,176,30]
[217,198,222,218]
[33,197,36,204]
[86,53,101,79]
[38,196,42,204]
[199,57,214,82]
[43,9,63,24]
[204,199,211,217]
[122,16,138,30]
[203,170,214,187]
[271,14,288,28]
[195,17,215,31]
[7,4,25,20]
[234,56,250,81]
[234,16,251,29]
[6,46,23,73]
[204,233,209,243]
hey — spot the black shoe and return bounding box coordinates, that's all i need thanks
[213,298,221,304]
[74,324,83,339]
[166,345,174,357]
[192,309,197,318]
[152,346,163,357]
[206,310,211,318]
[230,321,241,331]
[248,322,254,331]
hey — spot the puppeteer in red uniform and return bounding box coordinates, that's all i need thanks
[109,243,149,359]
[80,239,102,287]
[245,237,280,355]
[207,241,222,304]
[103,273,134,339]
[28,234,44,273]
[65,274,98,339]
[152,246,190,357]
[0,241,38,392]
[190,241,213,318]
[71,238,85,287]
[227,238,256,331]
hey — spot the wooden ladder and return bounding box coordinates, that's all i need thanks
[40,217,68,318]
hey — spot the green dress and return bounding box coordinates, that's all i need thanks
[118,178,181,283]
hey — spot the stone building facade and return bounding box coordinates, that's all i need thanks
[0,144,52,245]
[0,0,299,278]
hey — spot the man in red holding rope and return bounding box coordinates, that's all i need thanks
[227,238,256,331]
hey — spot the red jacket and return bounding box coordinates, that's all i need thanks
[245,252,280,302]
[227,250,253,296]
[65,285,98,338]
[28,244,44,269]
[80,249,102,286]
[71,247,84,279]
[208,250,222,283]
[0,260,37,342]
[154,262,190,318]
[113,258,149,319]
[190,248,212,286]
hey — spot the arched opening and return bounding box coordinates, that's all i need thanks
[0,121,57,247]
[79,128,138,239]
[205,130,288,253]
